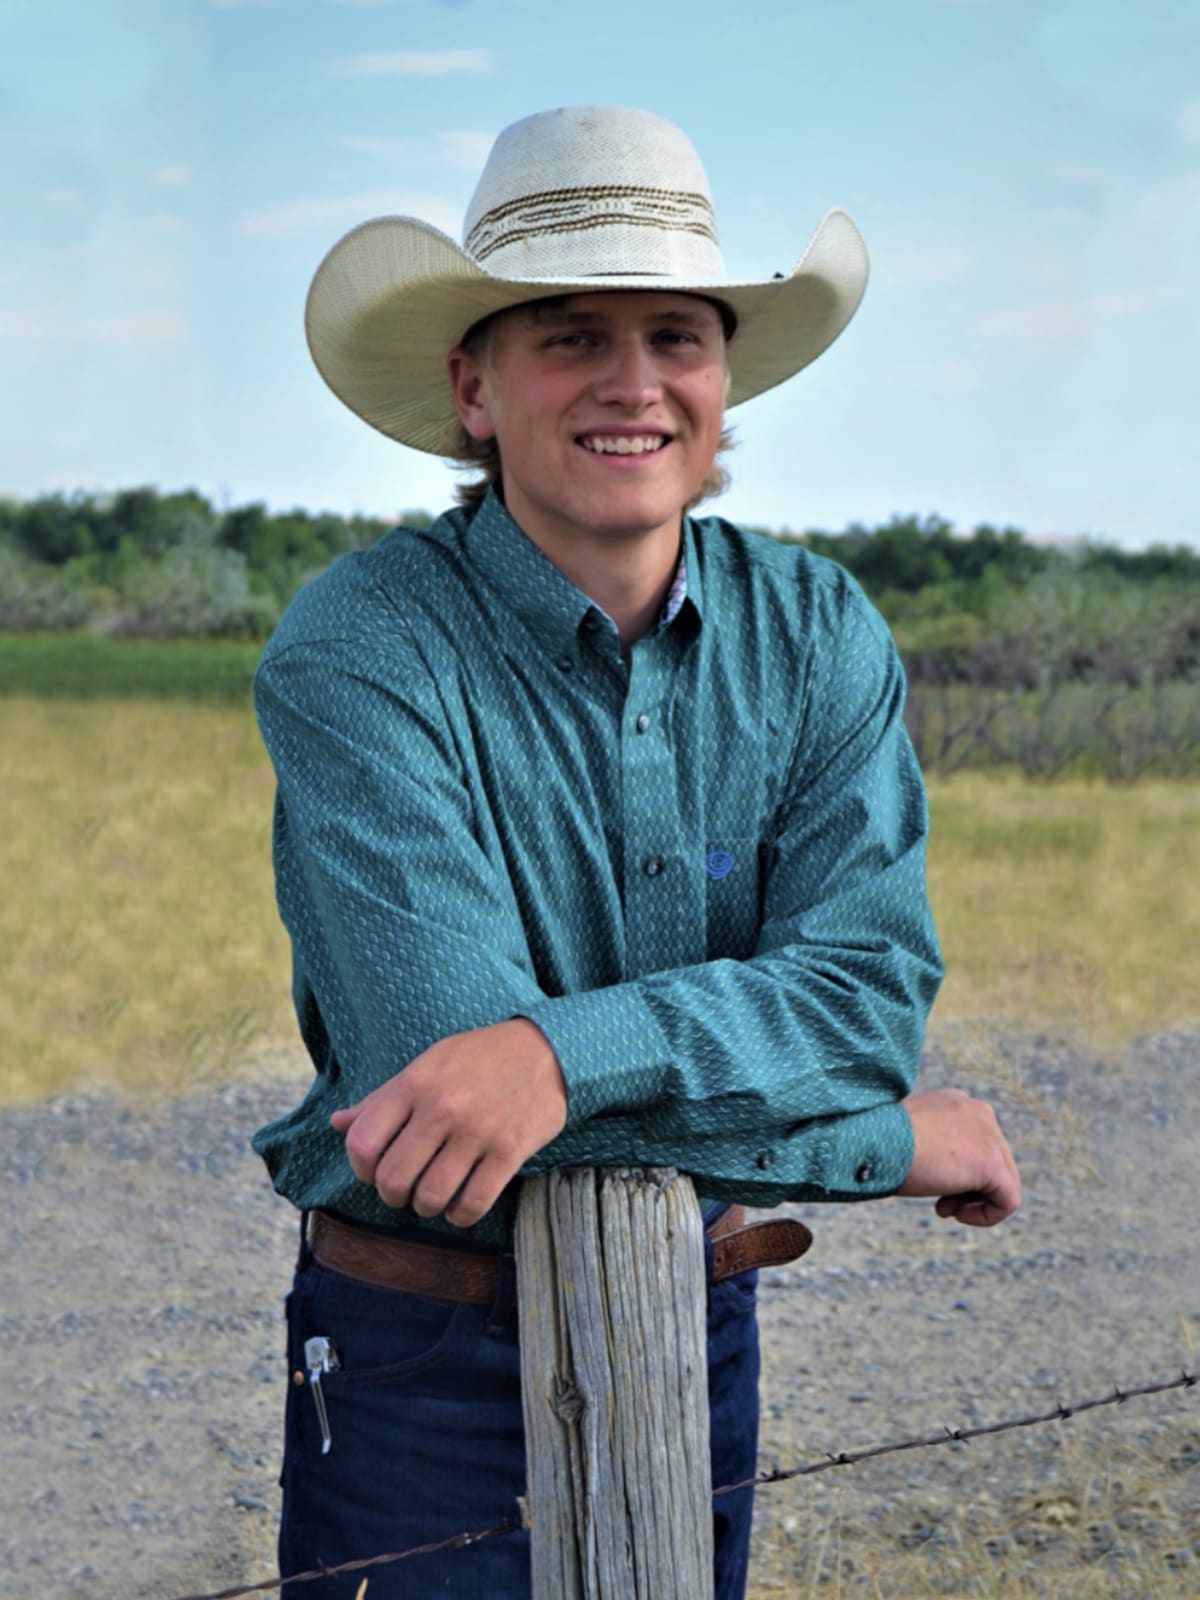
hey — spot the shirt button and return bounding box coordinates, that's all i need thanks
[755,1150,774,1171]
[635,712,651,733]
[556,654,573,672]
[855,1161,876,1184]
[643,855,665,877]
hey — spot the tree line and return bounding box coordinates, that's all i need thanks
[4,487,1196,776]
[2,488,1197,690]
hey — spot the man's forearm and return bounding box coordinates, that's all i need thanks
[330,1019,568,1229]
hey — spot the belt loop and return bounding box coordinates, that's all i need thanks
[702,1221,716,1311]
[701,1201,729,1292]
[297,1209,312,1270]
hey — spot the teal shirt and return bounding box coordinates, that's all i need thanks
[252,490,942,1244]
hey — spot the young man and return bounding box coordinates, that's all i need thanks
[254,106,1020,1598]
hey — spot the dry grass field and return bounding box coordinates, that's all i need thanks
[926,772,1199,1043]
[3,695,1197,1105]
[2,696,293,1103]
[3,696,1199,1105]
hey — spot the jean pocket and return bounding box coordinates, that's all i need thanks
[295,1256,483,1389]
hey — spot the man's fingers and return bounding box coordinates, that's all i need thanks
[336,1097,416,1188]
[444,1154,517,1231]
[409,1141,478,1220]
[368,1121,451,1211]
[935,1169,1021,1226]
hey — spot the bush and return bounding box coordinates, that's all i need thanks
[0,547,95,631]
[103,545,278,639]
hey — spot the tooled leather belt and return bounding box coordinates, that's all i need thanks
[308,1205,813,1305]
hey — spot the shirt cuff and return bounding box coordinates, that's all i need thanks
[773,1098,914,1199]
[519,983,671,1120]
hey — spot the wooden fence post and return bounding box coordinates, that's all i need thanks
[515,1166,712,1599]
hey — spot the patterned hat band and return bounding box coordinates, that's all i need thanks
[465,184,720,267]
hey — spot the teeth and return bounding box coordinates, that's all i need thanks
[580,435,666,455]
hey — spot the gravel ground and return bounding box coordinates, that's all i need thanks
[2,1029,1198,1599]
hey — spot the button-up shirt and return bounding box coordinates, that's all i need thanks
[252,490,942,1245]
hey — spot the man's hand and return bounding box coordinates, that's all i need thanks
[898,1088,1021,1226]
[329,1019,568,1229]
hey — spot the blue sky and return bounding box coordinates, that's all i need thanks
[4,0,1198,546]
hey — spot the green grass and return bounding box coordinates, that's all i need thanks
[7,632,1199,779]
[0,631,260,702]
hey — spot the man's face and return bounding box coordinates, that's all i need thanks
[448,291,728,556]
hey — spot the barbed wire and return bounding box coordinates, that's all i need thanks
[166,1368,1196,1600]
[712,1368,1196,1496]
[167,1515,523,1599]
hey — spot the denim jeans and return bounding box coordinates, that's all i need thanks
[277,1211,760,1598]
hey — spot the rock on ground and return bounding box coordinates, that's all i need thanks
[1,1031,1198,1598]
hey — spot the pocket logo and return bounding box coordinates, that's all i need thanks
[705,849,734,881]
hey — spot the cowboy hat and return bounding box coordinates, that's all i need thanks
[305,105,869,455]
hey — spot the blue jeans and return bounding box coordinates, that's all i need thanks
[277,1212,760,1598]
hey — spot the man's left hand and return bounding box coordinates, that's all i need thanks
[329,1019,568,1228]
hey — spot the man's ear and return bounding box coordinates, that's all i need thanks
[447,347,497,441]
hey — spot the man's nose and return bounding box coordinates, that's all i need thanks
[592,339,663,408]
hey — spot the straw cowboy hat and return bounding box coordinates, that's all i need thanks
[305,104,869,455]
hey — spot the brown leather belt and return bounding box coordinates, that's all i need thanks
[308,1205,813,1306]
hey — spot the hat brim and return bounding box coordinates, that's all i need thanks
[304,209,868,455]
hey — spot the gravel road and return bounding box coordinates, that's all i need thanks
[2,1029,1197,1598]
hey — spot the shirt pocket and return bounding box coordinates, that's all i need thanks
[703,835,767,962]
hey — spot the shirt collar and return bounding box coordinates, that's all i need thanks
[461,488,704,658]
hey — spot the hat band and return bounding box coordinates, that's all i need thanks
[465,183,719,265]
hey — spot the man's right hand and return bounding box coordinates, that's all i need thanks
[897,1088,1021,1226]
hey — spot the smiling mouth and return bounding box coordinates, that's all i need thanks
[577,433,670,455]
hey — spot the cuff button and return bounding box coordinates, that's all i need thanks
[855,1161,876,1184]
[755,1150,774,1171]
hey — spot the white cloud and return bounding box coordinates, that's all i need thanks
[0,309,188,346]
[437,129,496,170]
[976,286,1175,341]
[330,49,490,78]
[1050,162,1106,186]
[45,187,86,214]
[886,242,973,287]
[1093,285,1176,317]
[241,188,461,238]
[1178,99,1200,146]
[340,129,495,172]
[895,358,984,395]
[88,310,190,345]
[153,164,192,189]
[977,304,1086,340]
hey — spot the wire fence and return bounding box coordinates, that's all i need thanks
[164,1368,1197,1600]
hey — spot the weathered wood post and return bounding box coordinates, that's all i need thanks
[515,1166,712,1598]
